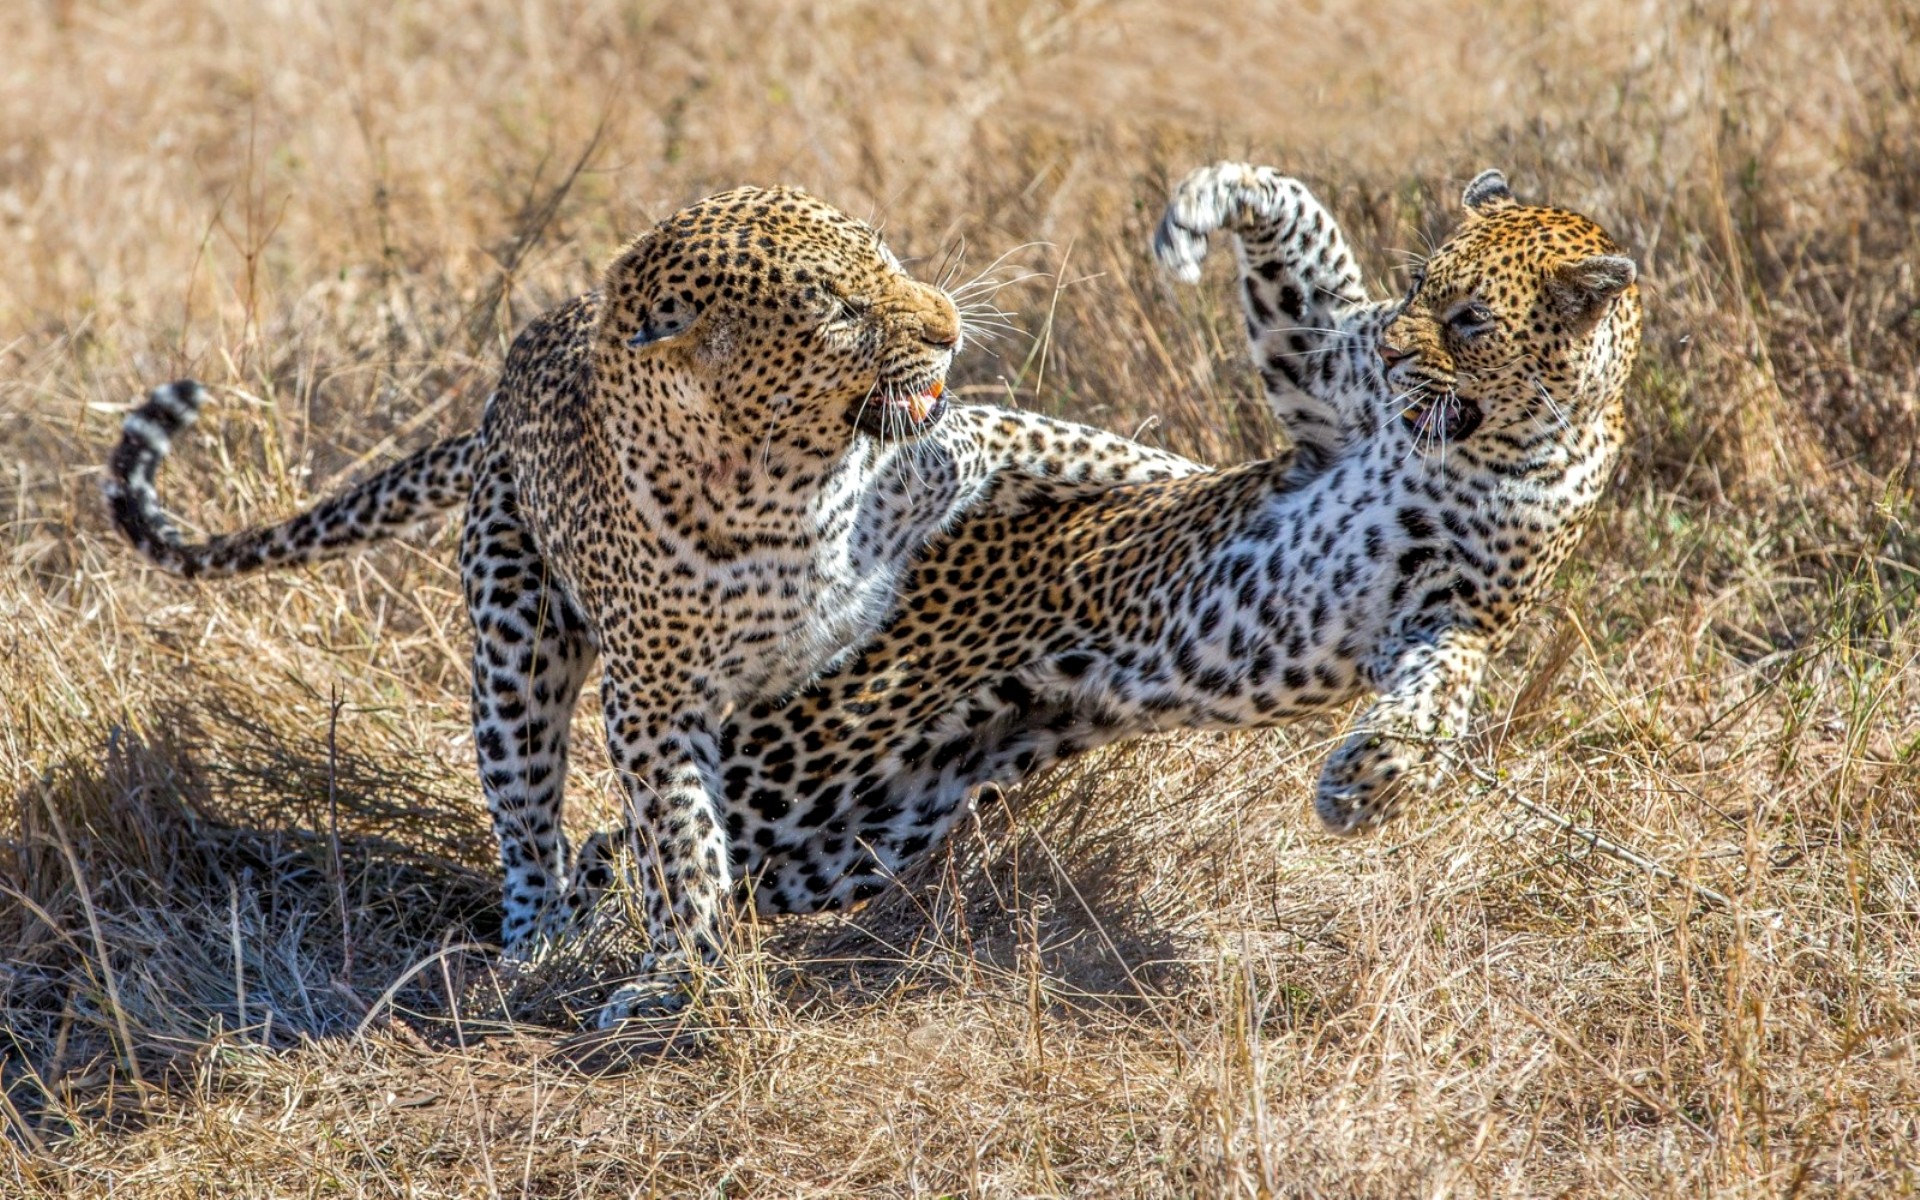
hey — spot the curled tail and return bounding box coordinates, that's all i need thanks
[105,379,483,579]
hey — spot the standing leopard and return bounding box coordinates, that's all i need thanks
[562,164,1642,926]
[105,185,1203,1021]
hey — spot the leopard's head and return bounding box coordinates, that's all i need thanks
[1379,171,1642,461]
[595,185,961,452]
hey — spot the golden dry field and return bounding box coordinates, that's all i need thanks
[4,0,1919,1194]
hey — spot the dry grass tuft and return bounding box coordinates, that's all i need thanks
[4,0,1919,1194]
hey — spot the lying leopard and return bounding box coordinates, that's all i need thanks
[564,163,1642,928]
[105,185,1202,1020]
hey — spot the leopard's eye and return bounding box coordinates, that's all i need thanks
[828,295,872,327]
[1445,302,1496,340]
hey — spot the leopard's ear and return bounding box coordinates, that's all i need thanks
[602,230,703,352]
[624,295,698,349]
[1547,254,1637,333]
[1461,169,1518,218]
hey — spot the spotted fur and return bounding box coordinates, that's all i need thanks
[105,185,1200,1024]
[565,164,1642,931]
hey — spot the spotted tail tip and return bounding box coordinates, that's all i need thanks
[125,379,208,442]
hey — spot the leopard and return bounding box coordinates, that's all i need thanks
[105,184,1204,1023]
[559,162,1643,934]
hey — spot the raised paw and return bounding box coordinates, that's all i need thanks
[1313,731,1422,835]
[1152,161,1301,283]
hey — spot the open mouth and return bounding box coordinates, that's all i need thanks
[857,379,948,437]
[1400,391,1484,445]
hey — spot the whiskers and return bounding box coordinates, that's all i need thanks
[1532,379,1571,432]
[849,374,941,495]
[938,238,1046,295]
[850,377,882,444]
[938,240,1042,350]
[899,420,942,492]
[1396,379,1471,472]
[753,393,793,481]
[1256,323,1368,362]
[956,299,1026,349]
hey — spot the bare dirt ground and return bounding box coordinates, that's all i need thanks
[3,0,1917,1194]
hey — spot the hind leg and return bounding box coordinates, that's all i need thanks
[460,453,598,956]
[549,821,632,931]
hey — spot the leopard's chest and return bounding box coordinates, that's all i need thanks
[716,441,969,700]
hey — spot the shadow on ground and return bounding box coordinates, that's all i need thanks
[2,701,1204,1134]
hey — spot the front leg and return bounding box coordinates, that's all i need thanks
[595,666,733,1027]
[1154,161,1393,462]
[1315,627,1490,834]
[950,408,1206,517]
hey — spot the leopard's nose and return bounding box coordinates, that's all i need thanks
[1379,341,1414,369]
[907,282,962,350]
[920,309,960,349]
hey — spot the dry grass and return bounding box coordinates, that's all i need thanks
[4,0,1919,1194]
